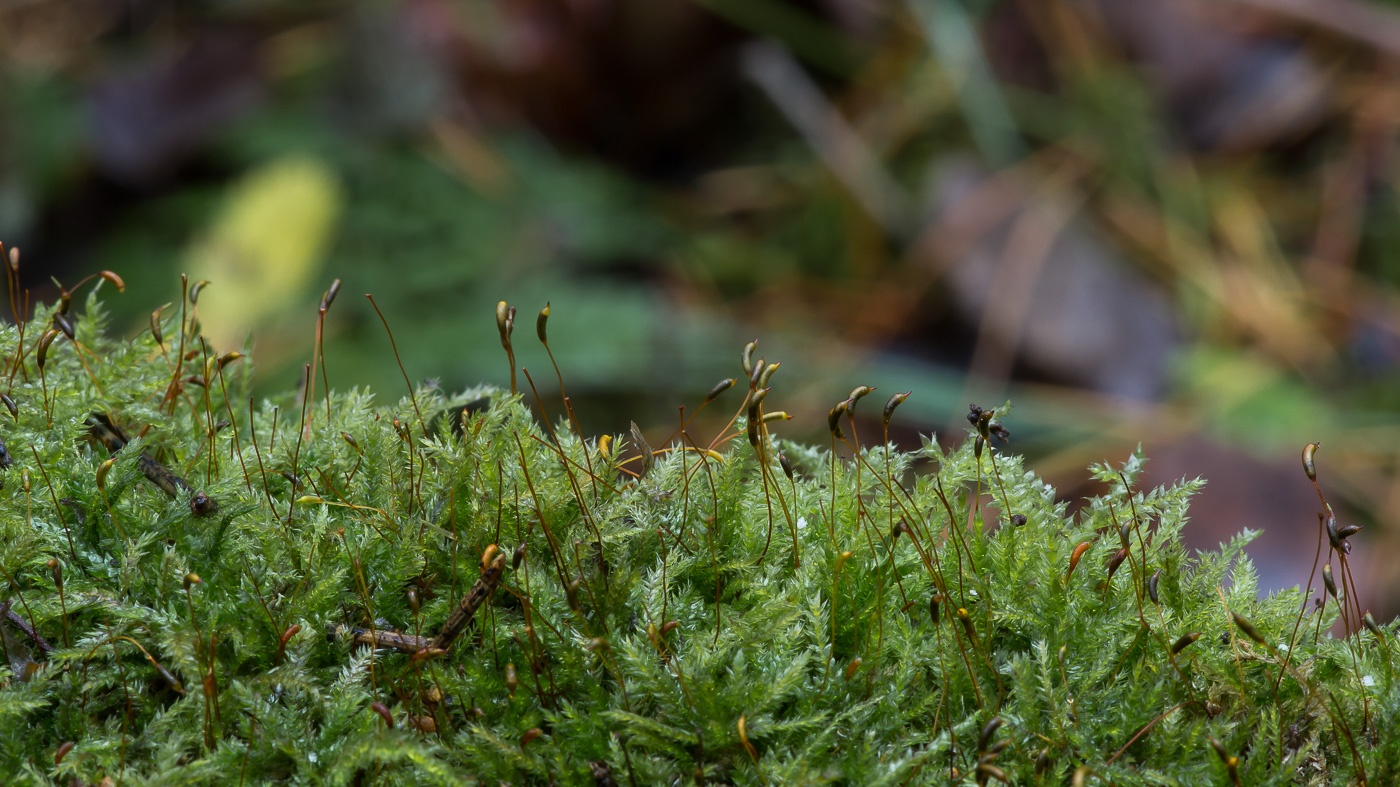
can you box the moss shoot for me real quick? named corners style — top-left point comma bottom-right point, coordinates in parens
top-left (0, 286), bottom-right (1396, 786)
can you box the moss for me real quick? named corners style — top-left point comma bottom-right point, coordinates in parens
top-left (0, 290), bottom-right (1394, 786)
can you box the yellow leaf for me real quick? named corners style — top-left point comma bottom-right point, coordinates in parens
top-left (185, 155), bottom-right (342, 351)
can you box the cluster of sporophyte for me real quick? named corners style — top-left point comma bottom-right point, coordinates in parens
top-left (0, 269), bottom-right (1397, 786)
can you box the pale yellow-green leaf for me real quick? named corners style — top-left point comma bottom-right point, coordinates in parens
top-left (184, 155), bottom-right (342, 352)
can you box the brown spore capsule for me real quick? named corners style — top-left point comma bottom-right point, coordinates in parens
top-left (320, 278), bottom-right (342, 310)
top-left (705, 378), bottom-right (736, 403)
top-left (370, 702), bottom-right (392, 727)
top-left (52, 312), bottom-right (74, 341)
top-left (536, 302), bottom-right (550, 343)
top-left (505, 663), bottom-right (518, 696)
top-left (977, 717), bottom-right (1003, 752)
top-left (1232, 612), bottom-right (1266, 645)
top-left (1170, 632), bottom-right (1201, 655)
top-left (844, 658), bottom-right (862, 681)
top-left (1067, 541), bottom-right (1092, 578)
top-left (828, 400), bottom-right (849, 438)
top-left (882, 391), bottom-right (911, 428)
top-left (36, 328), bottom-right (60, 369)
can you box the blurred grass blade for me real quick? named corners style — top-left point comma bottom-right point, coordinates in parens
top-left (742, 41), bottom-right (912, 234)
top-left (908, 0), bottom-right (1024, 167)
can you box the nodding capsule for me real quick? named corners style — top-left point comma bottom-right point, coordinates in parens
top-left (320, 278), bottom-right (342, 311)
top-left (48, 559), bottom-right (62, 592)
top-left (36, 328), bottom-right (60, 369)
top-left (748, 358), bottom-right (766, 388)
top-left (480, 544), bottom-right (500, 572)
top-left (1009, 514), bottom-right (1026, 527)
top-left (1322, 563), bottom-right (1337, 598)
top-left (54, 741), bottom-right (75, 765)
top-left (976, 717), bottom-right (1003, 752)
top-left (495, 301), bottom-right (510, 343)
top-left (565, 578), bottom-right (582, 611)
top-left (188, 280), bottom-right (211, 305)
top-left (341, 432), bottom-right (362, 454)
top-left (847, 385), bottom-right (875, 408)
top-left (1, 393), bottom-right (15, 420)
top-left (976, 764), bottom-right (1009, 784)
top-left (521, 728), bottom-right (542, 749)
top-left (184, 573), bottom-right (202, 592)
top-left (1105, 548), bottom-right (1127, 580)
top-left (96, 458), bottom-right (116, 492)
top-left (370, 702), bottom-right (392, 727)
top-left (834, 551), bottom-right (854, 575)
top-left (52, 312), bottom-right (74, 341)
top-left (974, 436), bottom-right (984, 459)
top-left (1324, 514), bottom-right (1360, 553)
top-left (1034, 749), bottom-right (1052, 775)
top-left (1364, 611), bottom-right (1385, 639)
top-left (882, 391), bottom-right (911, 428)
top-left (93, 270), bottom-right (125, 292)
top-left (704, 378), bottom-right (736, 404)
top-left (660, 620), bottom-right (680, 636)
top-left (956, 608), bottom-right (977, 642)
top-left (1170, 632), bottom-right (1201, 655)
top-left (1208, 736), bottom-right (1231, 764)
top-left (1302, 443), bottom-right (1319, 482)
top-left (536, 302), bottom-right (550, 344)
top-left (779, 453), bottom-right (794, 482)
top-left (505, 663), bottom-right (518, 696)
top-left (737, 715), bottom-right (756, 758)
top-left (280, 624), bottom-right (301, 650)
top-left (929, 594), bottom-right (942, 626)
top-left (828, 400), bottom-right (849, 438)
top-left (150, 308), bottom-right (164, 345)
top-left (844, 658), bottom-right (862, 681)
top-left (892, 520), bottom-right (911, 541)
top-left (1118, 522), bottom-right (1131, 548)
top-left (757, 362), bottom-right (780, 389)
top-left (741, 339), bottom-right (758, 377)
top-left (1232, 612), bottom-right (1266, 645)
top-left (512, 542), bottom-right (526, 571)
top-left (1335, 522), bottom-right (1363, 541)
top-left (1148, 569), bottom-right (1161, 605)
top-left (1067, 541), bottom-right (1092, 578)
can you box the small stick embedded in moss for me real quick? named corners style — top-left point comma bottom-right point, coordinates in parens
top-left (431, 549), bottom-right (508, 651)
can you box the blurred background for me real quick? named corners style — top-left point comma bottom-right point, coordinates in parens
top-left (4, 0), bottom-right (1400, 612)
